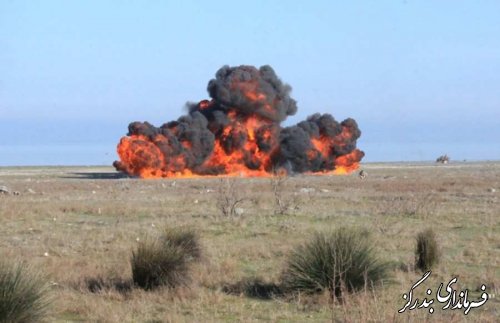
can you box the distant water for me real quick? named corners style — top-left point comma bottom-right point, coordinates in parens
top-left (0, 142), bottom-right (498, 166)
top-left (0, 144), bottom-right (116, 166)
top-left (359, 141), bottom-right (499, 163)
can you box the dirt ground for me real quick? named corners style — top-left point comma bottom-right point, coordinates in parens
top-left (0, 161), bottom-right (498, 322)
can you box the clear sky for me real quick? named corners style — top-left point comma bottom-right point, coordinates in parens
top-left (1, 0), bottom-right (499, 165)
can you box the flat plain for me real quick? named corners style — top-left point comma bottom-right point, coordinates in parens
top-left (0, 162), bottom-right (499, 322)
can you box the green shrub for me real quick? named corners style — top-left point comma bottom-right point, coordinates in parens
top-left (415, 228), bottom-right (439, 272)
top-left (282, 228), bottom-right (390, 298)
top-left (131, 227), bottom-right (201, 290)
top-left (0, 261), bottom-right (51, 323)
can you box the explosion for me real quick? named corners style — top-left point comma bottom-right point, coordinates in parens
top-left (113, 65), bottom-right (364, 178)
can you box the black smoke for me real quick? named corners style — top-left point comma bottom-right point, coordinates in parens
top-left (114, 65), bottom-right (364, 176)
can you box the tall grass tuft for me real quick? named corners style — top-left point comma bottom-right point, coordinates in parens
top-left (0, 261), bottom-right (51, 323)
top-left (282, 228), bottom-right (390, 298)
top-left (161, 227), bottom-right (202, 261)
top-left (131, 227), bottom-right (201, 290)
top-left (415, 228), bottom-right (439, 272)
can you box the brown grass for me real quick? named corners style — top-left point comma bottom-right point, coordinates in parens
top-left (0, 162), bottom-right (498, 321)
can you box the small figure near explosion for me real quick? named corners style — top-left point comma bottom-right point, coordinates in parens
top-left (114, 65), bottom-right (364, 178)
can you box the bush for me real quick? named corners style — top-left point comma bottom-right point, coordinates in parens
top-left (215, 178), bottom-right (246, 217)
top-left (415, 228), bottom-right (439, 272)
top-left (131, 227), bottom-right (201, 290)
top-left (0, 261), bottom-right (51, 323)
top-left (161, 227), bottom-right (202, 261)
top-left (282, 228), bottom-right (390, 298)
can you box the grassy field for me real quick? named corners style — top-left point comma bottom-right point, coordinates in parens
top-left (0, 162), bottom-right (499, 322)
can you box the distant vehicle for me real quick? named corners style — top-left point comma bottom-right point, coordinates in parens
top-left (436, 154), bottom-right (450, 164)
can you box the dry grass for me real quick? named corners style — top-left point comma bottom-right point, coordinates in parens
top-left (0, 162), bottom-right (499, 322)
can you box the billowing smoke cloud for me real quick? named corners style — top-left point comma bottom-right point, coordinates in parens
top-left (206, 65), bottom-right (297, 122)
top-left (114, 65), bottom-right (364, 178)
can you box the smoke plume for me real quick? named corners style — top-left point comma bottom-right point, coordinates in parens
top-left (114, 65), bottom-right (364, 178)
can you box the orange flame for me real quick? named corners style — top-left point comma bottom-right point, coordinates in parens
top-left (115, 68), bottom-right (363, 178)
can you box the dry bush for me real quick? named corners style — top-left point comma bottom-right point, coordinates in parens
top-left (0, 261), bottom-right (52, 323)
top-left (215, 178), bottom-right (247, 217)
top-left (270, 171), bottom-right (300, 215)
top-left (282, 228), bottom-right (390, 299)
top-left (415, 228), bottom-right (440, 272)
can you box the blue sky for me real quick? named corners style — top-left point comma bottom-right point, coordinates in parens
top-left (1, 1), bottom-right (499, 165)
